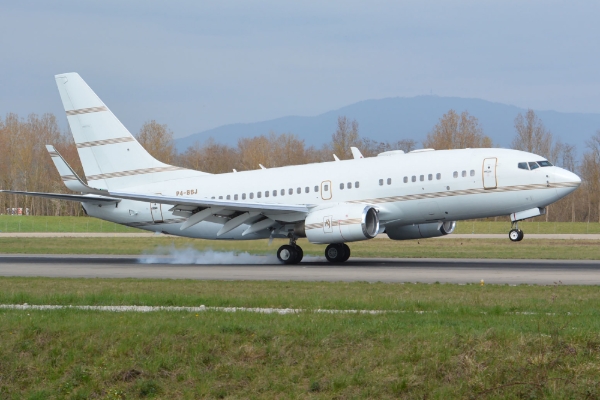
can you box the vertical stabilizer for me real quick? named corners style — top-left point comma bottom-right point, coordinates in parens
top-left (54, 73), bottom-right (206, 190)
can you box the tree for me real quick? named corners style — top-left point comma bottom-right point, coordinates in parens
top-left (423, 110), bottom-right (492, 149)
top-left (331, 116), bottom-right (360, 159)
top-left (136, 120), bottom-right (176, 164)
top-left (511, 109), bottom-right (554, 160)
top-left (580, 131), bottom-right (600, 223)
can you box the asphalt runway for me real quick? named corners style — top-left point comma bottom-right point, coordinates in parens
top-left (0, 255), bottom-right (599, 284)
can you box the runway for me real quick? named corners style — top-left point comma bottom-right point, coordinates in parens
top-left (0, 255), bottom-right (599, 284)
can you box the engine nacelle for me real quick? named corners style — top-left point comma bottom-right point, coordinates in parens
top-left (298, 204), bottom-right (380, 244)
top-left (386, 221), bottom-right (456, 240)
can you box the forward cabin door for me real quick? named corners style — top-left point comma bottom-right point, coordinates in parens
top-left (321, 180), bottom-right (332, 200)
top-left (150, 202), bottom-right (163, 223)
top-left (483, 158), bottom-right (498, 189)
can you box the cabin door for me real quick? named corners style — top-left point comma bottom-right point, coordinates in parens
top-left (321, 180), bottom-right (332, 200)
top-left (483, 158), bottom-right (498, 189)
top-left (150, 202), bottom-right (163, 223)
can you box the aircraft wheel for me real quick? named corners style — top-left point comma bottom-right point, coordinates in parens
top-left (340, 244), bottom-right (351, 262)
top-left (277, 245), bottom-right (298, 264)
top-left (325, 243), bottom-right (348, 263)
top-left (295, 246), bottom-right (304, 263)
top-left (508, 229), bottom-right (520, 242)
top-left (517, 230), bottom-right (524, 241)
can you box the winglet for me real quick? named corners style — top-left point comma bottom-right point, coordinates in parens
top-left (350, 147), bottom-right (364, 159)
top-left (46, 145), bottom-right (106, 195)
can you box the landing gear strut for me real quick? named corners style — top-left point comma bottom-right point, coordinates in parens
top-left (325, 243), bottom-right (351, 263)
top-left (509, 221), bottom-right (524, 242)
top-left (277, 236), bottom-right (303, 264)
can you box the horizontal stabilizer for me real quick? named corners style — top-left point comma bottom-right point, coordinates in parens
top-left (0, 190), bottom-right (119, 204)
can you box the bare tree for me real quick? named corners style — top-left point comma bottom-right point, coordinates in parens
top-left (136, 120), bottom-right (177, 164)
top-left (511, 109), bottom-right (555, 160)
top-left (332, 116), bottom-right (360, 159)
top-left (423, 110), bottom-right (492, 149)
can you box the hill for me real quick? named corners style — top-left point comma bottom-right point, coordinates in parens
top-left (175, 96), bottom-right (600, 154)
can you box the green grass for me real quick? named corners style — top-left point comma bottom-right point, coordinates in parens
top-left (0, 215), bottom-right (141, 233)
top-left (1, 236), bottom-right (600, 259)
top-left (0, 278), bottom-right (599, 398)
top-left (2, 215), bottom-right (600, 234)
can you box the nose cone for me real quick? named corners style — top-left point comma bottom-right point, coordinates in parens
top-left (555, 168), bottom-right (581, 188)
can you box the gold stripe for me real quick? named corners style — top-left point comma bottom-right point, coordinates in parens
top-left (66, 106), bottom-right (108, 116)
top-left (76, 136), bottom-right (136, 148)
top-left (87, 166), bottom-right (186, 181)
top-left (48, 151), bottom-right (59, 157)
top-left (61, 175), bottom-right (78, 181)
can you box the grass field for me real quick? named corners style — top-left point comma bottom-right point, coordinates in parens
top-left (1, 236), bottom-right (600, 260)
top-left (1, 278), bottom-right (599, 398)
top-left (2, 215), bottom-right (600, 234)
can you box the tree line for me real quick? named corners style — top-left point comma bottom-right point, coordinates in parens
top-left (1, 109), bottom-right (599, 222)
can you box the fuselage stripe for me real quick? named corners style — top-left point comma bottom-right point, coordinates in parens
top-left (66, 106), bottom-right (108, 116)
top-left (76, 136), bottom-right (136, 148)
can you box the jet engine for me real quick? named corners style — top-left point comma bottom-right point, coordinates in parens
top-left (386, 221), bottom-right (456, 240)
top-left (295, 204), bottom-right (379, 244)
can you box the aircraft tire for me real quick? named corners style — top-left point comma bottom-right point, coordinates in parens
top-left (340, 244), bottom-right (351, 262)
top-left (508, 229), bottom-right (520, 242)
top-left (517, 230), bottom-right (524, 241)
top-left (325, 243), bottom-right (348, 263)
top-left (277, 245), bottom-right (298, 264)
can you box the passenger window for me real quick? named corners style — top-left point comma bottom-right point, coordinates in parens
top-left (462, 171), bottom-right (466, 177)
top-left (387, 178), bottom-right (392, 185)
top-left (420, 175), bottom-right (424, 182)
top-left (436, 173), bottom-right (441, 180)
top-left (249, 193), bottom-right (254, 199)
top-left (355, 181), bottom-right (360, 188)
top-left (348, 182), bottom-right (352, 189)
top-left (257, 192), bottom-right (261, 198)
top-left (242, 193), bottom-right (246, 200)
top-left (518, 162), bottom-right (529, 170)
top-left (211, 196), bottom-right (215, 199)
top-left (273, 190), bottom-right (277, 197)
top-left (289, 188), bottom-right (293, 195)
top-left (428, 174), bottom-right (432, 181)
top-left (403, 176), bottom-right (408, 183)
top-left (412, 176), bottom-right (416, 182)
top-left (219, 196), bottom-right (223, 199)
top-left (528, 162), bottom-right (539, 170)
top-left (226, 195), bottom-right (231, 200)
top-left (305, 187), bottom-right (309, 193)
top-left (234, 194), bottom-right (238, 200)
top-left (314, 186), bottom-right (319, 192)
top-left (538, 161), bottom-right (553, 167)
top-left (470, 170), bottom-right (475, 177)
top-left (453, 171), bottom-right (458, 178)
top-left (297, 187), bottom-right (301, 194)
top-left (265, 191), bottom-right (269, 198)
top-left (340, 183), bottom-right (344, 190)
top-left (379, 179), bottom-right (384, 186)
top-left (281, 189), bottom-right (285, 196)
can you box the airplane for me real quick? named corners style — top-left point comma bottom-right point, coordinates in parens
top-left (2, 73), bottom-right (581, 264)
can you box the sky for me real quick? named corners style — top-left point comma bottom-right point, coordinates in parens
top-left (1, 0), bottom-right (599, 139)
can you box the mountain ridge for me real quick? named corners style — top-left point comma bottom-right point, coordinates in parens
top-left (175, 96), bottom-right (600, 155)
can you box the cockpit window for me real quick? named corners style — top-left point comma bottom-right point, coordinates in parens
top-left (518, 162), bottom-right (529, 170)
top-left (528, 162), bottom-right (540, 170)
top-left (537, 160), bottom-right (553, 167)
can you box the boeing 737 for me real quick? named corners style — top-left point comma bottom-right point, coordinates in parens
top-left (2, 73), bottom-right (582, 264)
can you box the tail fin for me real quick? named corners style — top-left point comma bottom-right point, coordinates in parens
top-left (54, 73), bottom-right (206, 190)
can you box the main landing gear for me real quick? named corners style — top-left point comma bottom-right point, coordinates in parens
top-left (277, 236), bottom-right (304, 264)
top-left (325, 243), bottom-right (351, 263)
top-left (508, 221), bottom-right (524, 242)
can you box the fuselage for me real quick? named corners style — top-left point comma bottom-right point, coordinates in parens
top-left (83, 148), bottom-right (581, 240)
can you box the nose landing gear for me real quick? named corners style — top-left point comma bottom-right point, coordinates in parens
top-left (277, 236), bottom-right (304, 264)
top-left (508, 221), bottom-right (524, 242)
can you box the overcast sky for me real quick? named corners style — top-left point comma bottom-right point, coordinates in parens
top-left (1, 1), bottom-right (599, 139)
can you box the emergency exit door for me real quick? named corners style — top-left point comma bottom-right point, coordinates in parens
top-left (483, 158), bottom-right (497, 189)
top-left (150, 202), bottom-right (163, 222)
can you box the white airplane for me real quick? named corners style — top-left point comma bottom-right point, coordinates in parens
top-left (2, 73), bottom-right (581, 264)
